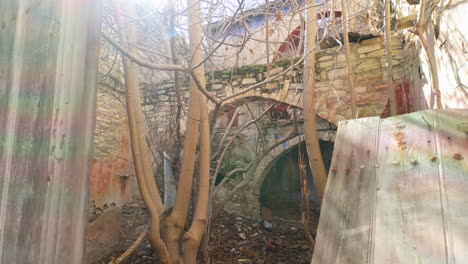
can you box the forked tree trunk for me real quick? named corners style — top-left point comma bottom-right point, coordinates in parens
top-left (161, 0), bottom-right (208, 262)
top-left (113, 1), bottom-right (169, 262)
top-left (114, 0), bottom-right (211, 262)
top-left (303, 0), bottom-right (328, 204)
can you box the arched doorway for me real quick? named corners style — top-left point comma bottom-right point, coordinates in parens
top-left (259, 140), bottom-right (334, 223)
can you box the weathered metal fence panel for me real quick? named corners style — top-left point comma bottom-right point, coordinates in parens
top-left (0, 0), bottom-right (102, 263)
top-left (312, 109), bottom-right (468, 264)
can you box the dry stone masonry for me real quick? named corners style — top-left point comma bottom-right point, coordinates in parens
top-left (144, 34), bottom-right (406, 126)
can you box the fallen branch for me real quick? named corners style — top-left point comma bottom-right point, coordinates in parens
top-left (109, 226), bottom-right (149, 264)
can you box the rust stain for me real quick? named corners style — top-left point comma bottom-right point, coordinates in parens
top-left (393, 126), bottom-right (406, 169)
top-left (89, 135), bottom-right (134, 208)
top-left (393, 131), bottom-right (406, 150)
top-left (453, 153), bottom-right (464, 160)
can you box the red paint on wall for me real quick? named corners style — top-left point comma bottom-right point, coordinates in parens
top-left (269, 103), bottom-right (292, 121)
top-left (274, 12), bottom-right (343, 61)
top-left (274, 24), bottom-right (302, 61)
top-left (381, 77), bottom-right (414, 117)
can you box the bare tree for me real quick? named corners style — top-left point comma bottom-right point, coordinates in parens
top-left (101, 0), bottom-right (393, 261)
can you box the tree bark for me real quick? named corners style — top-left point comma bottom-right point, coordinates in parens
top-left (162, 0), bottom-right (206, 261)
top-left (384, 0), bottom-right (398, 115)
top-left (340, 0), bottom-right (358, 118)
top-left (113, 1), bottom-right (169, 262)
top-left (182, 95), bottom-right (210, 263)
top-left (303, 0), bottom-right (328, 204)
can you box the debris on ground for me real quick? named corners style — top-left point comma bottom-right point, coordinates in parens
top-left (101, 210), bottom-right (318, 264)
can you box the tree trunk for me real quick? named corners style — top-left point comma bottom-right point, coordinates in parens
top-left (162, 0), bottom-right (206, 261)
top-left (384, 0), bottom-right (398, 115)
top-left (340, 0), bottom-right (358, 118)
top-left (182, 95), bottom-right (210, 263)
top-left (303, 0), bottom-right (328, 204)
top-left (113, 1), bottom-right (169, 262)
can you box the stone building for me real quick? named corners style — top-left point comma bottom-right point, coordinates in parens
top-left (85, 0), bottom-right (468, 262)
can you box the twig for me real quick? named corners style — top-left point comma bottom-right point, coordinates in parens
top-left (102, 33), bottom-right (187, 72)
top-left (298, 147), bottom-right (316, 249)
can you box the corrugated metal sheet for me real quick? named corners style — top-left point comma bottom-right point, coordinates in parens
top-left (0, 0), bottom-right (102, 263)
top-left (312, 109), bottom-right (468, 264)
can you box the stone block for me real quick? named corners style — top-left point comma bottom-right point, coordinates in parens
top-left (335, 54), bottom-right (347, 62)
top-left (392, 48), bottom-right (403, 56)
top-left (212, 84), bottom-right (223, 90)
top-left (85, 208), bottom-right (121, 264)
top-left (319, 72), bottom-right (328, 80)
top-left (356, 59), bottom-right (380, 72)
top-left (357, 43), bottom-right (382, 54)
top-left (367, 49), bottom-right (385, 58)
top-left (269, 67), bottom-right (283, 75)
top-left (319, 60), bottom-right (336, 69)
top-left (391, 37), bottom-right (403, 48)
top-left (360, 37), bottom-right (382, 45)
top-left (355, 86), bottom-right (367, 93)
top-left (242, 78), bottom-right (257, 85)
top-left (327, 68), bottom-right (347, 79)
top-left (380, 58), bottom-right (401, 68)
top-left (156, 88), bottom-right (167, 95)
top-left (318, 55), bottom-right (333, 62)
top-left (158, 95), bottom-right (169, 101)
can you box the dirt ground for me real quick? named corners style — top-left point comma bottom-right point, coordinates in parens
top-left (208, 210), bottom-right (318, 264)
top-left (104, 210), bottom-right (318, 264)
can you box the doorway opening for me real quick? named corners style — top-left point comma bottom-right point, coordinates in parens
top-left (259, 140), bottom-right (334, 223)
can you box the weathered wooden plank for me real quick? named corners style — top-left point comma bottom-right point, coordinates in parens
top-left (372, 110), bottom-right (447, 263)
top-left (433, 109), bottom-right (468, 263)
top-left (0, 0), bottom-right (102, 263)
top-left (312, 117), bottom-right (380, 264)
top-left (312, 109), bottom-right (468, 264)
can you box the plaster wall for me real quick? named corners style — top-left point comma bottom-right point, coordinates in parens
top-left (397, 0), bottom-right (468, 109)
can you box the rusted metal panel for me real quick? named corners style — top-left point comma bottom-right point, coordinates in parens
top-left (312, 109), bottom-right (468, 264)
top-left (0, 0), bottom-right (102, 263)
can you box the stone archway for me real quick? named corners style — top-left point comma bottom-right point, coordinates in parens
top-left (224, 123), bottom-right (336, 220)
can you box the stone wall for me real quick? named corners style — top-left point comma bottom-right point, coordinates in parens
top-left (145, 34), bottom-right (406, 127)
top-left (138, 35), bottom-right (407, 221)
top-left (90, 86), bottom-right (136, 210)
